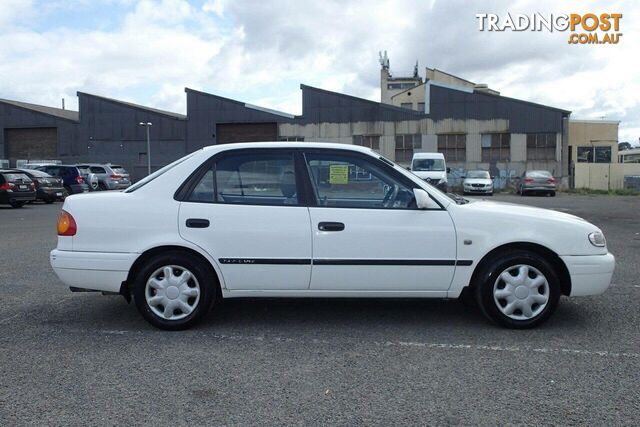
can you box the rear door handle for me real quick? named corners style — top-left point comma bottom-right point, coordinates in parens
top-left (186, 218), bottom-right (210, 228)
top-left (318, 222), bottom-right (345, 232)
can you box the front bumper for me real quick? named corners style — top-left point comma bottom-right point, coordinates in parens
top-left (561, 253), bottom-right (615, 296)
top-left (464, 187), bottom-right (493, 194)
top-left (50, 249), bottom-right (138, 293)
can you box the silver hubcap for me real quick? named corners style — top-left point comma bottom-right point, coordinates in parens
top-left (493, 264), bottom-right (550, 321)
top-left (145, 265), bottom-right (200, 321)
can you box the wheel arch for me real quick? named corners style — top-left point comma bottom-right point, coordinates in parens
top-left (123, 245), bottom-right (223, 297)
top-left (468, 242), bottom-right (571, 296)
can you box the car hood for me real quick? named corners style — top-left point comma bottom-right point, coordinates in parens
top-left (462, 199), bottom-right (588, 224)
top-left (464, 178), bottom-right (492, 185)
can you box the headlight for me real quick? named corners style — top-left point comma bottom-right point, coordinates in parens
top-left (588, 231), bottom-right (606, 247)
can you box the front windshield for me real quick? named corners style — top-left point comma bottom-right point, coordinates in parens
top-left (412, 158), bottom-right (445, 171)
top-left (467, 170), bottom-right (490, 179)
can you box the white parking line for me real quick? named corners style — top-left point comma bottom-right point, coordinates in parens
top-left (191, 332), bottom-right (640, 360)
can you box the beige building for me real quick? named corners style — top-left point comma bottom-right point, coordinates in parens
top-left (569, 120), bottom-right (640, 190)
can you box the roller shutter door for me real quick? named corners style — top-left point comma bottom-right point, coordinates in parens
top-left (5, 127), bottom-right (57, 161)
top-left (216, 123), bottom-right (277, 144)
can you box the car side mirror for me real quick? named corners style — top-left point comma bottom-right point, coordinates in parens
top-left (414, 188), bottom-right (440, 210)
top-left (406, 166), bottom-right (411, 171)
top-left (446, 167), bottom-right (451, 173)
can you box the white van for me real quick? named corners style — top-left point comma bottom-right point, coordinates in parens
top-left (410, 152), bottom-right (449, 192)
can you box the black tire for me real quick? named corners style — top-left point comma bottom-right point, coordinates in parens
top-left (133, 251), bottom-right (218, 330)
top-left (99, 182), bottom-right (107, 191)
top-left (45, 198), bottom-right (54, 204)
top-left (550, 191), bottom-right (556, 197)
top-left (10, 201), bottom-right (24, 208)
top-left (475, 250), bottom-right (560, 329)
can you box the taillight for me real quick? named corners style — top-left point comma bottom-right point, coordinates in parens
top-left (524, 178), bottom-right (534, 183)
top-left (57, 210), bottom-right (77, 236)
top-left (547, 178), bottom-right (557, 184)
top-left (110, 174), bottom-right (122, 179)
top-left (76, 175), bottom-right (84, 184)
top-left (0, 182), bottom-right (11, 191)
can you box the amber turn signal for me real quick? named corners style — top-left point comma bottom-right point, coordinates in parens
top-left (57, 210), bottom-right (77, 236)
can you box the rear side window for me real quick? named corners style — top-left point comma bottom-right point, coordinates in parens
top-left (187, 152), bottom-right (298, 206)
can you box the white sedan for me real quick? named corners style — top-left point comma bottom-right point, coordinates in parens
top-left (50, 142), bottom-right (615, 330)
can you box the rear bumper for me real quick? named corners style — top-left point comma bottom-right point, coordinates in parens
top-left (68, 184), bottom-right (89, 194)
top-left (0, 191), bottom-right (36, 203)
top-left (522, 185), bottom-right (556, 191)
top-left (37, 188), bottom-right (64, 200)
top-left (562, 253), bottom-right (615, 296)
top-left (50, 249), bottom-right (138, 293)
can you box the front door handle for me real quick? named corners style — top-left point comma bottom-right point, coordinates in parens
top-left (186, 218), bottom-right (210, 228)
top-left (318, 222), bottom-right (345, 232)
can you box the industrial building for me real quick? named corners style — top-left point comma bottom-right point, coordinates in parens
top-left (1, 55), bottom-right (577, 186)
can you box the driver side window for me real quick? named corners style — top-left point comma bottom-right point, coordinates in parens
top-left (305, 153), bottom-right (415, 209)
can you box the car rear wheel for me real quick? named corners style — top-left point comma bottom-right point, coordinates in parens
top-left (133, 251), bottom-right (217, 330)
top-left (550, 191), bottom-right (556, 197)
top-left (475, 250), bottom-right (560, 328)
top-left (9, 201), bottom-right (24, 208)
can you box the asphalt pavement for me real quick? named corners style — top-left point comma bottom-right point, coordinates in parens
top-left (1, 193), bottom-right (639, 425)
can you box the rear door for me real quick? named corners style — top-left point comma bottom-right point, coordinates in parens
top-left (178, 149), bottom-right (313, 290)
top-left (302, 150), bottom-right (457, 292)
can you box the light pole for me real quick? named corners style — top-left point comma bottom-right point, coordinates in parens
top-left (139, 122), bottom-right (152, 175)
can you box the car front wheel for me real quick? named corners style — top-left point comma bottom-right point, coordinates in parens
top-left (133, 251), bottom-right (217, 330)
top-left (475, 251), bottom-right (560, 328)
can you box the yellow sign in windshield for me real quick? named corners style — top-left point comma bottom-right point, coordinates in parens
top-left (329, 165), bottom-right (349, 184)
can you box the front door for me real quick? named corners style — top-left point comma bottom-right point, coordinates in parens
top-left (303, 150), bottom-right (457, 292)
top-left (178, 149), bottom-right (312, 290)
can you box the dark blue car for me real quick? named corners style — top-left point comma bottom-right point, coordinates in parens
top-left (36, 165), bottom-right (89, 195)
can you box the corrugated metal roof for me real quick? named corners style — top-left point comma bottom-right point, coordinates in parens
top-left (77, 92), bottom-right (187, 119)
top-left (0, 98), bottom-right (79, 121)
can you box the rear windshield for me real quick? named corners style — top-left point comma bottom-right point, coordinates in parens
top-left (20, 169), bottom-right (50, 177)
top-left (126, 151), bottom-right (200, 193)
top-left (527, 170), bottom-right (552, 178)
top-left (111, 167), bottom-right (128, 174)
top-left (2, 173), bottom-right (31, 182)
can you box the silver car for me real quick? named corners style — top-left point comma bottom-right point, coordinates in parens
top-left (75, 166), bottom-right (100, 191)
top-left (77, 163), bottom-right (131, 190)
top-left (462, 170), bottom-right (494, 195)
top-left (517, 170), bottom-right (557, 197)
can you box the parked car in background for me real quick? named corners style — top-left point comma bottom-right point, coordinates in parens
top-left (410, 152), bottom-right (448, 192)
top-left (20, 162), bottom-right (59, 170)
top-left (0, 170), bottom-right (36, 207)
top-left (517, 170), bottom-right (557, 197)
top-left (36, 165), bottom-right (89, 195)
top-left (462, 170), bottom-right (494, 196)
top-left (75, 166), bottom-right (99, 191)
top-left (14, 168), bottom-right (64, 203)
top-left (76, 163), bottom-right (131, 190)
top-left (50, 142), bottom-right (614, 331)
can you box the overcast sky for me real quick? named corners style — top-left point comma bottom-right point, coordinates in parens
top-left (0, 0), bottom-right (637, 142)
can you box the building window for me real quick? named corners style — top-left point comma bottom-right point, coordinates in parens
top-left (577, 146), bottom-right (612, 163)
top-left (417, 102), bottom-right (425, 112)
top-left (279, 136), bottom-right (304, 141)
top-left (481, 133), bottom-right (510, 162)
top-left (387, 83), bottom-right (417, 90)
top-left (527, 133), bottom-right (556, 160)
top-left (353, 135), bottom-right (380, 151)
top-left (400, 103), bottom-right (413, 110)
top-left (395, 134), bottom-right (421, 163)
top-left (437, 134), bottom-right (466, 162)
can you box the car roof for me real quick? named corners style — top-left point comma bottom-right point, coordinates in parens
top-left (200, 141), bottom-right (377, 155)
